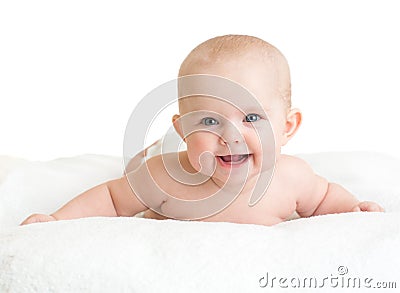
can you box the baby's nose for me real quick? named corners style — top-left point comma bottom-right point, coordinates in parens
top-left (218, 125), bottom-right (244, 145)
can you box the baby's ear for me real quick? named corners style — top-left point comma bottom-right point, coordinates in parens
top-left (172, 114), bottom-right (185, 140)
top-left (282, 108), bottom-right (302, 145)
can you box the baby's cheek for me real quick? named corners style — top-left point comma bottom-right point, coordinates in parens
top-left (186, 139), bottom-right (203, 170)
top-left (187, 150), bottom-right (201, 172)
top-left (249, 133), bottom-right (275, 171)
top-left (187, 139), bottom-right (216, 175)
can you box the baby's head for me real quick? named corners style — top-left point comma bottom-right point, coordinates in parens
top-left (173, 35), bottom-right (301, 184)
top-left (179, 34), bottom-right (292, 108)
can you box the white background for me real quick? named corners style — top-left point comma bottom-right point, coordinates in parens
top-left (1, 0), bottom-right (399, 160)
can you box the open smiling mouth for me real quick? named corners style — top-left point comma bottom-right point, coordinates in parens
top-left (217, 154), bottom-right (251, 166)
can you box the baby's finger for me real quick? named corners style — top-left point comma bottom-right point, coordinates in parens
top-left (358, 201), bottom-right (382, 212)
top-left (20, 214), bottom-right (56, 225)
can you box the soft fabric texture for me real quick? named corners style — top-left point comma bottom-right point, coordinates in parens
top-left (0, 154), bottom-right (122, 230)
top-left (0, 152), bottom-right (399, 292)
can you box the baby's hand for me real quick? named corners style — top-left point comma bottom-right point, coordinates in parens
top-left (20, 214), bottom-right (57, 225)
top-left (352, 201), bottom-right (385, 212)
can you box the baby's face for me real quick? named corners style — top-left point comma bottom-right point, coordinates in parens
top-left (176, 56), bottom-right (290, 185)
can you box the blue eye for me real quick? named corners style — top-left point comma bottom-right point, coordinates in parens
top-left (244, 113), bottom-right (261, 122)
top-left (201, 117), bottom-right (219, 126)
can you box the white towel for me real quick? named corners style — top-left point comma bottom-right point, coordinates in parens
top-left (1, 151), bottom-right (399, 292)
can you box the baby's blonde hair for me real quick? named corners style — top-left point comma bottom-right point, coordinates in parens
top-left (179, 34), bottom-right (292, 108)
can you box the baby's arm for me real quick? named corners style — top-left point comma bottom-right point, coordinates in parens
top-left (308, 183), bottom-right (384, 215)
top-left (20, 144), bottom-right (161, 225)
top-left (21, 176), bottom-right (148, 225)
top-left (291, 157), bottom-right (384, 217)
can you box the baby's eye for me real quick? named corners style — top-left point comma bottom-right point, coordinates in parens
top-left (244, 113), bottom-right (261, 122)
top-left (201, 117), bottom-right (219, 126)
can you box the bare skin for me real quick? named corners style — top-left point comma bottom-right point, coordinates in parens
top-left (21, 35), bottom-right (384, 226)
top-left (21, 151), bottom-right (383, 226)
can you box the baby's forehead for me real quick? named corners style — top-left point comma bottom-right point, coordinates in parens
top-left (178, 95), bottom-right (271, 116)
top-left (176, 72), bottom-right (283, 115)
top-left (178, 35), bottom-right (292, 108)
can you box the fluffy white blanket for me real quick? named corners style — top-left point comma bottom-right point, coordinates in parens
top-left (0, 152), bottom-right (399, 292)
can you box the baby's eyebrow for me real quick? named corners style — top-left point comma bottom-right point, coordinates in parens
top-left (239, 107), bottom-right (270, 114)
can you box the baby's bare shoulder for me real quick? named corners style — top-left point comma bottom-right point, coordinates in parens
top-left (144, 151), bottom-right (209, 200)
top-left (277, 154), bottom-right (313, 174)
top-left (275, 154), bottom-right (317, 187)
top-left (144, 151), bottom-right (193, 184)
top-left (143, 153), bottom-right (170, 179)
top-left (276, 154), bottom-right (328, 201)
top-left (145, 151), bottom-right (190, 172)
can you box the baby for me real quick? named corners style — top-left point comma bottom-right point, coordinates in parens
top-left (21, 34), bottom-right (383, 226)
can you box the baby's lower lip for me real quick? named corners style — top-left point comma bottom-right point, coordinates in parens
top-left (216, 154), bottom-right (251, 168)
